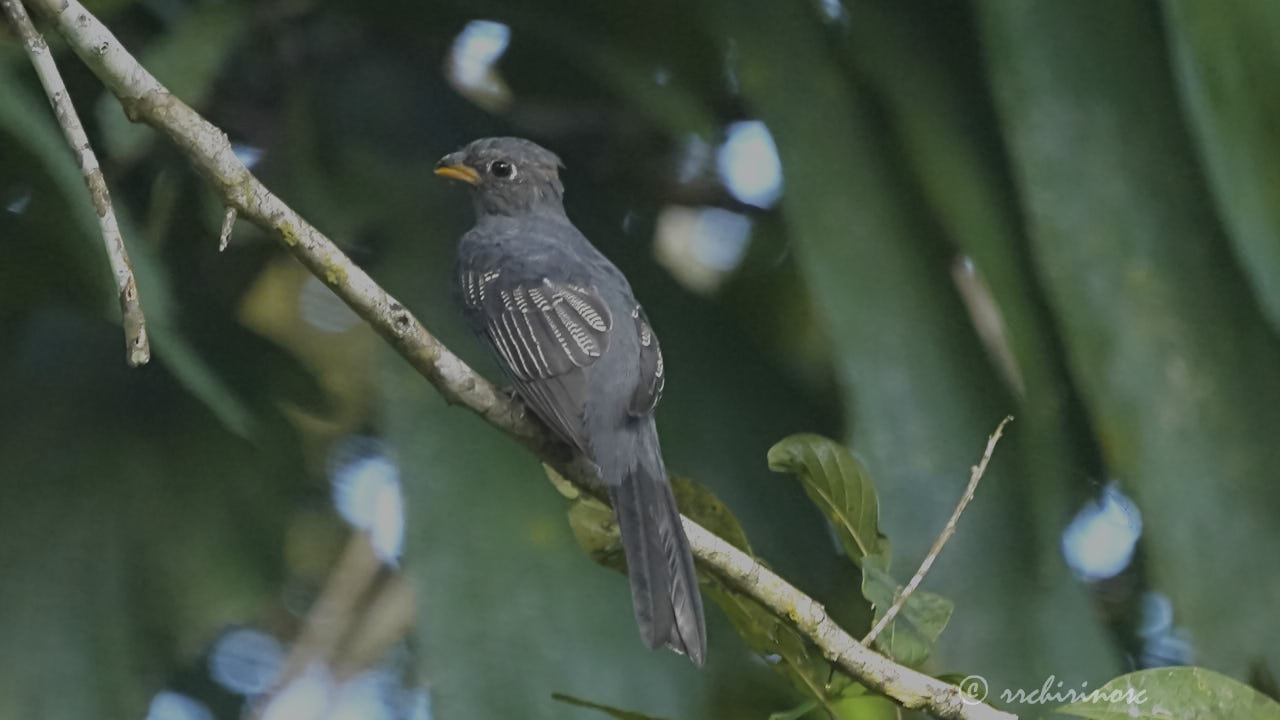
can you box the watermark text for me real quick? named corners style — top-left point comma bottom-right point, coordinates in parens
top-left (959, 674), bottom-right (1148, 707)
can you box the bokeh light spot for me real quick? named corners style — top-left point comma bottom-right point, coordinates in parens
top-left (209, 627), bottom-right (285, 697)
top-left (261, 664), bottom-right (333, 720)
top-left (233, 143), bottom-right (263, 170)
top-left (145, 691), bottom-right (214, 720)
top-left (5, 190), bottom-right (31, 215)
top-left (446, 20), bottom-right (512, 111)
top-left (1060, 483), bottom-right (1142, 581)
top-left (329, 436), bottom-right (405, 564)
top-left (654, 205), bottom-right (752, 294)
top-left (717, 120), bottom-right (783, 208)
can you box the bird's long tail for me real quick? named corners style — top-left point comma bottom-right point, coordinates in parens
top-left (609, 448), bottom-right (707, 665)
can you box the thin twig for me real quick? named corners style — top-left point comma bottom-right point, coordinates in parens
top-left (252, 534), bottom-right (406, 719)
top-left (28, 2), bottom-right (1016, 717)
top-left (272, 532), bottom-right (382, 693)
top-left (332, 573), bottom-right (415, 679)
top-left (3, 0), bottom-right (149, 366)
top-left (862, 415), bottom-right (1013, 646)
top-left (218, 206), bottom-right (237, 251)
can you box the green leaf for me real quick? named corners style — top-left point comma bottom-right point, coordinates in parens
top-left (0, 60), bottom-right (114, 299)
top-left (565, 496), bottom-right (626, 574)
top-left (979, 0), bottom-right (1280, 677)
top-left (1249, 662), bottom-right (1280, 705)
top-left (1165, 1), bottom-right (1280, 333)
top-left (765, 685), bottom-right (887, 720)
top-left (563, 475), bottom-right (751, 577)
top-left (767, 434), bottom-right (888, 566)
top-left (0, 327), bottom-right (302, 719)
top-left (703, 581), bottom-right (851, 712)
top-left (543, 464), bottom-right (581, 500)
top-left (551, 692), bottom-right (672, 720)
top-left (844, 0), bottom-right (1119, 682)
top-left (859, 554), bottom-right (953, 668)
top-left (828, 693), bottom-right (901, 720)
top-left (463, 3), bottom-right (718, 139)
top-left (768, 699), bottom-right (818, 720)
top-left (0, 61), bottom-right (257, 439)
top-left (95, 3), bottom-right (248, 163)
top-left (560, 473), bottom-right (852, 706)
top-left (674, 477), bottom-right (855, 708)
top-left (148, 331), bottom-right (257, 438)
top-left (1056, 667), bottom-right (1280, 720)
top-left (671, 475), bottom-right (751, 555)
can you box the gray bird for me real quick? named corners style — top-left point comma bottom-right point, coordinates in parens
top-left (435, 137), bottom-right (706, 665)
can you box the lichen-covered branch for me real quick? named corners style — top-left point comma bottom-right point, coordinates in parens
top-left (688, 517), bottom-right (1015, 719)
top-left (27, 0), bottom-right (549, 457)
top-left (26, 1), bottom-right (1015, 717)
top-left (3, 0), bottom-right (149, 365)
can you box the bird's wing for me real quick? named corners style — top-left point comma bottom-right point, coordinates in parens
top-left (627, 304), bottom-right (665, 417)
top-left (458, 264), bottom-right (611, 454)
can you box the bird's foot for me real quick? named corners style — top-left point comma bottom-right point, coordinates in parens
top-left (497, 385), bottom-right (529, 421)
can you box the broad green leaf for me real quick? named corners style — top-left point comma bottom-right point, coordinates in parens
top-left (979, 0), bottom-right (1280, 677)
top-left (0, 61), bottom-right (257, 438)
top-left (95, 3), bottom-right (247, 163)
top-left (563, 474), bottom-right (750, 577)
top-left (0, 60), bottom-right (115, 299)
top-left (543, 464), bottom-right (582, 500)
top-left (566, 496), bottom-right (627, 574)
top-left (147, 331), bottom-right (257, 438)
top-left (859, 554), bottom-right (953, 668)
top-left (703, 581), bottom-right (852, 713)
top-left (768, 699), bottom-right (818, 720)
top-left (563, 474), bottom-right (847, 704)
top-left (829, 693), bottom-right (901, 720)
top-left (462, 2), bottom-right (718, 138)
top-left (80, 0), bottom-right (141, 15)
top-left (768, 686), bottom-right (889, 720)
top-left (551, 692), bottom-right (672, 720)
top-left (565, 468), bottom-right (855, 702)
top-left (671, 474), bottom-right (752, 556)
top-left (121, 205), bottom-right (258, 438)
top-left (560, 474), bottom-right (849, 709)
top-left (0, 324), bottom-right (302, 719)
top-left (767, 434), bottom-right (888, 566)
top-left (1249, 663), bottom-right (1279, 705)
top-left (1165, 1), bottom-right (1280, 333)
top-left (846, 0), bottom-right (1116, 681)
top-left (589, 475), bottom-right (854, 710)
top-left (1057, 667), bottom-right (1280, 720)
top-left (704, 0), bottom-right (1092, 695)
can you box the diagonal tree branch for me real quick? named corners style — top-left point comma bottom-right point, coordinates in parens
top-left (24, 1), bottom-right (1016, 717)
top-left (3, 0), bottom-right (149, 366)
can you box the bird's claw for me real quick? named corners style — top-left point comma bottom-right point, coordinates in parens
top-left (498, 384), bottom-right (528, 419)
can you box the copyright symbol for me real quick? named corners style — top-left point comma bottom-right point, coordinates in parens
top-left (959, 675), bottom-right (988, 705)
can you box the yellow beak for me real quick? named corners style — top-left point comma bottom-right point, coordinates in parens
top-left (434, 163), bottom-right (481, 185)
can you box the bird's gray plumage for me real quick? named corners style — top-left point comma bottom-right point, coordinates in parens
top-left (437, 137), bottom-right (706, 664)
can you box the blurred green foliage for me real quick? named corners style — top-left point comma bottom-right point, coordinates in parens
top-left (2, 0), bottom-right (1279, 718)
top-left (767, 434), bottom-right (952, 668)
top-left (1057, 667), bottom-right (1280, 720)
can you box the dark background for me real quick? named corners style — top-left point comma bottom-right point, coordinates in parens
top-left (2, 0), bottom-right (1278, 718)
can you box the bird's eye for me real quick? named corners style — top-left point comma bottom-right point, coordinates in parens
top-left (489, 160), bottom-right (516, 179)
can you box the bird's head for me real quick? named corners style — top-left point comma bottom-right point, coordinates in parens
top-left (434, 137), bottom-right (565, 217)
